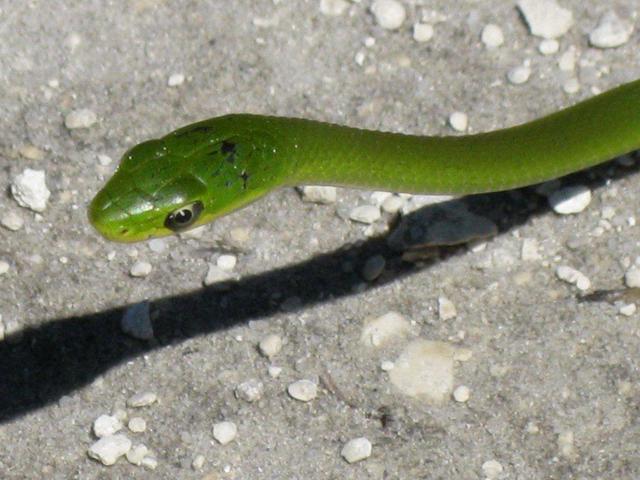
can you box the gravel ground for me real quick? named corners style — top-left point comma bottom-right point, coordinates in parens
top-left (1, 1), bottom-right (639, 478)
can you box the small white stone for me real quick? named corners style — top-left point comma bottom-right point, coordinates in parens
top-left (558, 47), bottom-right (577, 71)
top-left (1, 211), bottom-right (24, 231)
top-left (448, 111), bottom-right (468, 132)
top-left (413, 23), bottom-right (434, 42)
top-left (538, 38), bottom-right (559, 55)
top-left (97, 154), bottom-right (113, 166)
top-left (517, 0), bottom-right (574, 39)
top-left (141, 455), bottom-right (158, 470)
top-left (481, 24), bottom-right (504, 48)
top-left (507, 65), bottom-right (531, 85)
top-left (235, 379), bottom-right (264, 402)
top-left (362, 254), bottom-right (386, 281)
top-left (453, 385), bottom-right (470, 402)
top-left (556, 265), bottom-right (591, 291)
top-left (121, 301), bottom-right (154, 340)
top-left (148, 238), bottom-right (166, 253)
top-left (300, 186), bottom-right (337, 204)
top-left (0, 261), bottom-right (8, 275)
top-left (65, 108), bottom-right (97, 129)
top-left (482, 459), bottom-right (504, 479)
top-left (127, 391), bottom-right (158, 408)
top-left (213, 421), bottom-right (237, 445)
top-left (268, 365), bottom-right (283, 377)
top-left (563, 78), bottom-right (580, 94)
top-left (11, 169), bottom-right (51, 212)
top-left (167, 73), bottom-right (185, 87)
top-left (341, 437), bottom-right (372, 463)
top-left (624, 266), bottom-right (640, 288)
top-left (558, 430), bottom-right (575, 458)
top-left (389, 340), bottom-right (455, 404)
top-left (93, 414), bottom-right (123, 438)
top-left (361, 311), bottom-right (410, 347)
top-left (203, 264), bottom-right (235, 286)
top-left (619, 303), bottom-right (636, 316)
top-left (128, 417), bottom-right (147, 433)
top-left (88, 434), bottom-right (132, 466)
top-left (320, 0), bottom-right (349, 16)
top-left (287, 379), bottom-right (318, 402)
top-left (125, 444), bottom-right (149, 465)
top-left (349, 205), bottom-right (381, 224)
top-left (438, 297), bottom-right (457, 320)
top-left (381, 195), bottom-right (404, 213)
top-left (217, 254), bottom-right (237, 271)
top-left (130, 260), bottom-right (152, 277)
top-left (258, 334), bottom-right (283, 358)
top-left (192, 454), bottom-right (206, 470)
top-left (19, 145), bottom-right (45, 160)
top-left (521, 238), bottom-right (542, 261)
top-left (381, 360), bottom-right (395, 371)
top-left (371, 0), bottom-right (406, 30)
top-left (548, 185), bottom-right (591, 214)
top-left (589, 11), bottom-right (634, 49)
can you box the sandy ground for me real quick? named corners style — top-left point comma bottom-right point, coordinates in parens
top-left (0, 1), bottom-right (639, 478)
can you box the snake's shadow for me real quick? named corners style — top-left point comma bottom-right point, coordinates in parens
top-left (0, 159), bottom-right (636, 422)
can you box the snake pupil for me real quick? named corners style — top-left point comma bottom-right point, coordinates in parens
top-left (165, 201), bottom-right (203, 232)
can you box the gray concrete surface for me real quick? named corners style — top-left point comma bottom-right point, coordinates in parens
top-left (0, 1), bottom-right (639, 478)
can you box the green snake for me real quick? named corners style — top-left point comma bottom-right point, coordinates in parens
top-left (89, 79), bottom-right (640, 242)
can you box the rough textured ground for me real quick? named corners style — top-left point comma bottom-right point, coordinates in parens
top-left (0, 1), bottom-right (639, 478)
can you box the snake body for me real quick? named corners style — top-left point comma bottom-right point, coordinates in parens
top-left (90, 79), bottom-right (640, 242)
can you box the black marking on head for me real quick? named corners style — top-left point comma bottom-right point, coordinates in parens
top-left (221, 141), bottom-right (236, 154)
top-left (240, 170), bottom-right (250, 190)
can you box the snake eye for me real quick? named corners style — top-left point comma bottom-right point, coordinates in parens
top-left (164, 201), bottom-right (203, 231)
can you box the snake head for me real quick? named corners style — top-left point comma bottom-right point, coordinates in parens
top-left (89, 116), bottom-right (281, 242)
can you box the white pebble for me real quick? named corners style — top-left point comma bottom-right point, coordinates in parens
top-left (453, 385), bottom-right (471, 402)
top-left (538, 38), bottom-right (559, 55)
top-left (349, 205), bottom-right (381, 224)
top-left (438, 297), bottom-right (457, 320)
top-left (517, 0), bottom-right (574, 39)
top-left (167, 73), bottom-right (185, 87)
top-left (379, 195), bottom-right (402, 213)
top-left (97, 154), bottom-right (113, 166)
top-left (389, 340), bottom-right (455, 404)
top-left (127, 391), bottom-right (158, 408)
top-left (213, 421), bottom-right (237, 445)
top-left (448, 111), bottom-right (468, 132)
top-left (413, 23), bottom-right (434, 42)
top-left (370, 0), bottom-right (406, 30)
top-left (141, 455), bottom-right (158, 470)
top-left (192, 454), bottom-right (205, 470)
top-left (521, 238), bottom-right (542, 261)
top-left (381, 360), bottom-right (395, 371)
top-left (619, 303), bottom-right (636, 316)
top-left (301, 185), bottom-right (337, 204)
top-left (11, 169), bottom-right (51, 212)
top-left (558, 47), bottom-right (577, 71)
top-left (556, 265), bottom-right (591, 291)
top-left (482, 459), bottom-right (504, 479)
top-left (217, 254), bottom-right (237, 271)
top-left (589, 11), bottom-right (634, 49)
top-left (563, 78), bottom-right (580, 94)
top-left (558, 430), bottom-right (575, 458)
top-left (287, 379), bottom-right (318, 402)
top-left (235, 379), bottom-right (264, 402)
top-left (0, 261), bottom-right (9, 275)
top-left (65, 108), bottom-right (97, 129)
top-left (93, 414), bottom-right (123, 438)
top-left (341, 437), bottom-right (372, 463)
top-left (121, 301), bottom-right (154, 340)
top-left (125, 443), bottom-right (149, 465)
top-left (129, 260), bottom-right (152, 277)
top-left (203, 264), bottom-right (235, 286)
top-left (128, 417), bottom-right (147, 433)
top-left (268, 365), bottom-right (283, 377)
top-left (1, 211), bottom-right (24, 231)
top-left (548, 185), bottom-right (591, 214)
top-left (507, 65), bottom-right (531, 85)
top-left (362, 254), bottom-right (385, 281)
top-left (88, 434), bottom-right (132, 466)
top-left (320, 0), bottom-right (349, 16)
top-left (148, 238), bottom-right (166, 253)
top-left (361, 311), bottom-right (410, 347)
top-left (481, 24), bottom-right (504, 48)
top-left (624, 266), bottom-right (640, 288)
top-left (258, 334), bottom-right (283, 358)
